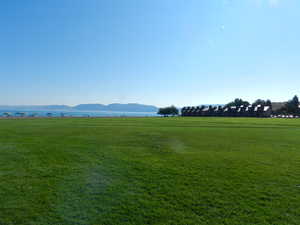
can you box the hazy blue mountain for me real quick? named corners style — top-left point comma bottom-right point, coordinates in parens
top-left (38, 105), bottom-right (72, 110)
top-left (0, 103), bottom-right (158, 112)
top-left (73, 104), bottom-right (106, 111)
top-left (106, 103), bottom-right (158, 112)
top-left (73, 103), bottom-right (158, 112)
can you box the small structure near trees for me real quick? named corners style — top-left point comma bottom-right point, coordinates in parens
top-left (3, 112), bottom-right (12, 117)
top-left (46, 113), bottom-right (53, 117)
top-left (15, 112), bottom-right (26, 117)
top-left (29, 113), bottom-right (38, 117)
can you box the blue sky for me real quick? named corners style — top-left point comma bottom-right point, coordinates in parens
top-left (1, 0), bottom-right (299, 107)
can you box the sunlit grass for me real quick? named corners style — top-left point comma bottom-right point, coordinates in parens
top-left (0, 117), bottom-right (300, 225)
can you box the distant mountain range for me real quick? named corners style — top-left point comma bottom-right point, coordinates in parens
top-left (0, 103), bottom-right (158, 112)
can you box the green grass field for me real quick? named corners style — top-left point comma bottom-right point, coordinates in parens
top-left (0, 117), bottom-right (300, 225)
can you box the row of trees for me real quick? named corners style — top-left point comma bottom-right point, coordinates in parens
top-left (225, 98), bottom-right (272, 108)
top-left (157, 95), bottom-right (300, 117)
top-left (225, 96), bottom-right (300, 115)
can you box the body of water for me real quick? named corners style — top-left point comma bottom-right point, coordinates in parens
top-left (0, 110), bottom-right (158, 118)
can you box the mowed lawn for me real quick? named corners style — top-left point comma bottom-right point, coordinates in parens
top-left (0, 118), bottom-right (300, 225)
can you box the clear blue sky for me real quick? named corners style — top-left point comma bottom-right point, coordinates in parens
top-left (1, 0), bottom-right (299, 107)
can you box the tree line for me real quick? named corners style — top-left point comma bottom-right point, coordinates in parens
top-left (157, 95), bottom-right (300, 117)
top-left (225, 95), bottom-right (300, 115)
top-left (225, 98), bottom-right (272, 108)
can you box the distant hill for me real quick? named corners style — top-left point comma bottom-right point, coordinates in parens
top-left (73, 103), bottom-right (158, 112)
top-left (73, 104), bottom-right (106, 111)
top-left (0, 103), bottom-right (158, 112)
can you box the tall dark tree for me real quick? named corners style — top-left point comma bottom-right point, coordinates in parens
top-left (285, 95), bottom-right (299, 114)
top-left (292, 95), bottom-right (299, 106)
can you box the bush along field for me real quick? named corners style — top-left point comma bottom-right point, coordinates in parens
top-left (0, 117), bottom-right (300, 225)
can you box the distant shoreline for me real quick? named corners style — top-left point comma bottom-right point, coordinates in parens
top-left (0, 110), bottom-right (158, 118)
top-left (0, 116), bottom-right (159, 120)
